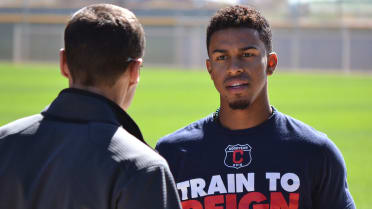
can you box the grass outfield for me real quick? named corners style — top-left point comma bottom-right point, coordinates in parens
top-left (1, 62), bottom-right (372, 208)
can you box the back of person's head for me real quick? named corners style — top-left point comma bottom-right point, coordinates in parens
top-left (64, 4), bottom-right (145, 87)
top-left (206, 5), bottom-right (272, 54)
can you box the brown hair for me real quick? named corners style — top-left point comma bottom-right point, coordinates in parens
top-left (64, 4), bottom-right (145, 86)
top-left (206, 5), bottom-right (272, 54)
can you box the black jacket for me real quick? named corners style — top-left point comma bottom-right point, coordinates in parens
top-left (0, 88), bottom-right (181, 209)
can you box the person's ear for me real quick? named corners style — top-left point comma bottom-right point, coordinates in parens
top-left (267, 52), bottom-right (278, 76)
top-left (59, 48), bottom-right (72, 81)
top-left (206, 59), bottom-right (212, 75)
top-left (128, 58), bottom-right (142, 86)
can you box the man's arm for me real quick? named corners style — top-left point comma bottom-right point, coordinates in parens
top-left (115, 164), bottom-right (182, 209)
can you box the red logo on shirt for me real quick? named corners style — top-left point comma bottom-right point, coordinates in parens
top-left (224, 144), bottom-right (252, 169)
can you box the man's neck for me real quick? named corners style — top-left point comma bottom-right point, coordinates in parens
top-left (218, 100), bottom-right (272, 130)
top-left (70, 83), bottom-right (128, 111)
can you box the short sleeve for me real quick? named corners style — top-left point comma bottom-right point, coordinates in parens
top-left (312, 140), bottom-right (356, 209)
top-left (114, 164), bottom-right (182, 209)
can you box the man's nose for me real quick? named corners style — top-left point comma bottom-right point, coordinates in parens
top-left (227, 58), bottom-right (244, 74)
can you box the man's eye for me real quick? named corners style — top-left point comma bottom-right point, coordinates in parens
top-left (216, 55), bottom-right (227, 60)
top-left (243, 53), bottom-right (254, 57)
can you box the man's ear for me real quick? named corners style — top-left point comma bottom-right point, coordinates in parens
top-left (206, 59), bottom-right (212, 75)
top-left (267, 52), bottom-right (278, 76)
top-left (128, 58), bottom-right (142, 86)
top-left (59, 48), bottom-right (72, 80)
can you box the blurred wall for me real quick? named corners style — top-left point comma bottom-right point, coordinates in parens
top-left (0, 6), bottom-right (372, 72)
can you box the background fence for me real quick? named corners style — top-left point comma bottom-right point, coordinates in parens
top-left (1, 0), bottom-right (372, 72)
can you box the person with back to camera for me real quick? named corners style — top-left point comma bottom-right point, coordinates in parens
top-left (156, 5), bottom-right (356, 209)
top-left (0, 4), bottom-right (181, 209)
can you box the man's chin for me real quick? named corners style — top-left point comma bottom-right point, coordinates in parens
top-left (228, 100), bottom-right (250, 110)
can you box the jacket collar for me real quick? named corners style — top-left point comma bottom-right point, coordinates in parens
top-left (42, 88), bottom-right (146, 144)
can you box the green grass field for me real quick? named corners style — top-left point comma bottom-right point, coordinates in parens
top-left (1, 62), bottom-right (371, 208)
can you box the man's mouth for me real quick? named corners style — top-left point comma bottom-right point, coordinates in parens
top-left (226, 80), bottom-right (249, 89)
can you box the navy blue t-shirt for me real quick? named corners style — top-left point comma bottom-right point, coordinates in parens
top-left (156, 108), bottom-right (355, 209)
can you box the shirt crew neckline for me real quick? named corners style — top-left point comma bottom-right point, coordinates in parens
top-left (209, 106), bottom-right (278, 135)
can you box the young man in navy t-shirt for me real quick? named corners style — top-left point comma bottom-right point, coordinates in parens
top-left (156, 5), bottom-right (355, 209)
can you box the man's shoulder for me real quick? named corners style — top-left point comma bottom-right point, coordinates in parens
top-left (275, 111), bottom-right (338, 152)
top-left (277, 111), bottom-right (328, 140)
top-left (0, 114), bottom-right (43, 139)
top-left (110, 127), bottom-right (169, 170)
top-left (156, 114), bottom-right (213, 147)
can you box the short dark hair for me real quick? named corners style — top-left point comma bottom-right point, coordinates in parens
top-left (64, 4), bottom-right (145, 86)
top-left (206, 5), bottom-right (272, 54)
